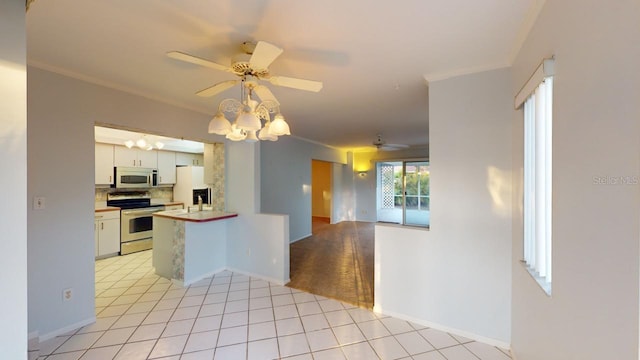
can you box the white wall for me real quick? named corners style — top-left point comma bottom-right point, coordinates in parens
top-left (510, 1), bottom-right (640, 359)
top-left (0, 2), bottom-right (28, 358)
top-left (375, 68), bottom-right (513, 345)
top-left (260, 136), bottom-right (347, 242)
top-left (331, 153), bottom-right (356, 223)
top-left (27, 67), bottom-right (220, 339)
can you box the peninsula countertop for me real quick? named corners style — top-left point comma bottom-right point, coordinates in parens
top-left (153, 209), bottom-right (238, 223)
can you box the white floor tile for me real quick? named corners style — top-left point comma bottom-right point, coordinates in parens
top-left (451, 334), bottom-right (474, 344)
top-left (341, 341), bottom-right (380, 360)
top-left (312, 347), bottom-right (347, 360)
top-left (305, 329), bottom-right (339, 352)
top-left (300, 314), bottom-right (329, 332)
top-left (292, 292), bottom-right (317, 304)
top-left (76, 317), bottom-right (119, 334)
top-left (281, 354), bottom-right (313, 360)
top-left (217, 325), bottom-right (248, 347)
top-left (332, 324), bottom-right (366, 346)
top-left (171, 306), bottom-right (200, 321)
top-left (114, 339), bottom-right (156, 360)
top-left (394, 331), bottom-right (435, 355)
top-left (379, 317), bottom-right (414, 335)
top-left (111, 313), bottom-right (147, 329)
top-left (92, 327), bottom-right (136, 347)
top-left (229, 282), bottom-right (250, 291)
top-left (227, 290), bottom-right (250, 301)
top-left (183, 330), bottom-right (218, 353)
top-left (317, 299), bottom-right (345, 313)
top-left (54, 332), bottom-right (103, 353)
top-left (357, 320), bottom-right (391, 340)
top-left (273, 304), bottom-right (299, 320)
top-left (324, 310), bottom-right (355, 327)
top-left (125, 300), bottom-right (158, 315)
top-left (224, 299), bottom-right (249, 313)
top-left (249, 296), bottom-right (273, 310)
top-left (179, 295), bottom-right (205, 308)
top-left (199, 302), bottom-right (224, 317)
top-left (278, 333), bottom-right (310, 358)
top-left (79, 344), bottom-right (122, 359)
top-left (45, 351), bottom-right (85, 360)
top-left (129, 323), bottom-right (166, 342)
top-left (297, 301), bottom-right (322, 316)
top-left (203, 293), bottom-right (227, 305)
top-left (248, 321), bottom-right (277, 341)
top-left (149, 334), bottom-right (188, 359)
top-left (249, 308), bottom-right (275, 324)
top-left (347, 308), bottom-right (378, 323)
top-left (270, 285), bottom-right (292, 296)
top-left (180, 349), bottom-right (215, 360)
top-left (163, 319), bottom-right (196, 337)
top-left (221, 311), bottom-right (249, 328)
top-left (185, 287), bottom-right (209, 296)
top-left (247, 338), bottom-right (280, 360)
top-left (369, 336), bottom-right (409, 360)
top-left (272, 293), bottom-right (295, 306)
top-left (439, 345), bottom-right (479, 360)
top-left (418, 329), bottom-right (458, 349)
top-left (143, 309), bottom-right (174, 325)
top-left (464, 342), bottom-right (512, 360)
top-left (249, 287), bottom-right (271, 298)
top-left (412, 351), bottom-right (447, 360)
top-left (276, 317), bottom-right (304, 336)
top-left (250, 280), bottom-right (270, 289)
top-left (192, 315), bottom-right (222, 333)
top-left (213, 343), bottom-right (246, 360)
top-left (155, 298), bottom-right (181, 311)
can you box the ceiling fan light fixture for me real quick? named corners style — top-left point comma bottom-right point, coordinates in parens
top-left (124, 140), bottom-right (135, 149)
top-left (155, 141), bottom-right (165, 150)
top-left (245, 130), bottom-right (259, 143)
top-left (258, 122), bottom-right (278, 141)
top-left (235, 109), bottom-right (262, 131)
top-left (269, 113), bottom-right (290, 136)
top-left (225, 124), bottom-right (247, 141)
top-left (208, 112), bottom-right (232, 135)
top-left (136, 138), bottom-right (147, 149)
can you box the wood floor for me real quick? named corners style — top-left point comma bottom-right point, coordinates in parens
top-left (287, 218), bottom-right (375, 309)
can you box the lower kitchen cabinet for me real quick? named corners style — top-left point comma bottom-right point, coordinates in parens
top-left (95, 209), bottom-right (120, 258)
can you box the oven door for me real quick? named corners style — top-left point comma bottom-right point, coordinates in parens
top-left (121, 206), bottom-right (164, 243)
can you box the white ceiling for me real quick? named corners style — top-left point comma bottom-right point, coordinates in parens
top-left (26, 0), bottom-right (538, 150)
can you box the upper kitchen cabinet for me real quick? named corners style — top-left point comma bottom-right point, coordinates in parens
top-left (157, 151), bottom-right (176, 184)
top-left (114, 145), bottom-right (158, 168)
top-left (95, 143), bottom-right (114, 185)
top-left (176, 152), bottom-right (204, 167)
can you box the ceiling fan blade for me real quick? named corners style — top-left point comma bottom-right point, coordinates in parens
top-left (268, 76), bottom-right (323, 92)
top-left (386, 144), bottom-right (409, 149)
top-left (167, 51), bottom-right (232, 73)
top-left (249, 41), bottom-right (283, 71)
top-left (253, 85), bottom-right (280, 105)
top-left (195, 80), bottom-right (238, 97)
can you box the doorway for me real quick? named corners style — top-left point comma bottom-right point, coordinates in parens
top-left (377, 161), bottom-right (430, 227)
top-left (311, 159), bottom-right (332, 233)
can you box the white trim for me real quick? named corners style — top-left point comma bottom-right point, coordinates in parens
top-left (372, 305), bottom-right (511, 350)
top-left (424, 63), bottom-right (510, 84)
top-left (514, 58), bottom-right (555, 109)
top-left (176, 266), bottom-right (226, 287)
top-left (37, 317), bottom-right (96, 342)
top-left (290, 233), bottom-right (312, 244)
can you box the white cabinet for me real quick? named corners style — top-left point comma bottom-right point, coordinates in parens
top-left (95, 210), bottom-right (120, 258)
top-left (157, 151), bottom-right (176, 184)
top-left (114, 146), bottom-right (158, 168)
top-left (95, 143), bottom-right (114, 185)
top-left (175, 152), bottom-right (204, 166)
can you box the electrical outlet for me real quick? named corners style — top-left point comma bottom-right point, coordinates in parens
top-left (63, 288), bottom-right (73, 302)
top-left (246, 248), bottom-right (251, 257)
top-left (33, 197), bottom-right (46, 210)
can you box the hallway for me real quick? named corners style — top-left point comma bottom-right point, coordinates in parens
top-left (287, 220), bottom-right (375, 309)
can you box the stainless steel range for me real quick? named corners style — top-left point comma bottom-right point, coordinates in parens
top-left (107, 192), bottom-right (164, 255)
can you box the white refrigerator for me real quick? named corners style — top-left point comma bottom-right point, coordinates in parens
top-left (173, 166), bottom-right (210, 206)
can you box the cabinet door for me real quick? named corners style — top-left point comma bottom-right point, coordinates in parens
top-left (95, 143), bottom-right (114, 185)
top-left (194, 154), bottom-right (204, 166)
top-left (138, 149), bottom-right (158, 168)
top-left (157, 151), bottom-right (176, 184)
top-left (114, 146), bottom-right (139, 167)
top-left (98, 218), bottom-right (121, 256)
top-left (175, 152), bottom-right (193, 166)
top-left (94, 221), bottom-right (99, 257)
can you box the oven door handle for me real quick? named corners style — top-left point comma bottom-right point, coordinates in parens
top-left (122, 207), bottom-right (164, 216)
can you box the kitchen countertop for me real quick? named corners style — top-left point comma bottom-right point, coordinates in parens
top-left (153, 209), bottom-right (238, 223)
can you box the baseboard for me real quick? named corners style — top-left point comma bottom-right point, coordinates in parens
top-left (290, 233), bottom-right (312, 244)
top-left (372, 305), bottom-right (511, 350)
top-left (226, 267), bottom-right (290, 286)
top-left (180, 267), bottom-right (227, 287)
top-left (37, 316), bottom-right (96, 343)
top-left (28, 331), bottom-right (39, 351)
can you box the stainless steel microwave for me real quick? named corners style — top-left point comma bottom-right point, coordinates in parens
top-left (114, 167), bottom-right (158, 189)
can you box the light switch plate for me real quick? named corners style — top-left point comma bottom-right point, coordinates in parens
top-left (33, 197), bottom-right (45, 210)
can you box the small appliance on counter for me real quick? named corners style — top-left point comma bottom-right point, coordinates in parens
top-left (173, 166), bottom-right (211, 207)
top-left (106, 191), bottom-right (164, 255)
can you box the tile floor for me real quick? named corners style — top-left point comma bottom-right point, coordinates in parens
top-left (35, 250), bottom-right (512, 360)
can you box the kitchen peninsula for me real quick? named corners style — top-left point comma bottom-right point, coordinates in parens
top-left (152, 209), bottom-right (237, 286)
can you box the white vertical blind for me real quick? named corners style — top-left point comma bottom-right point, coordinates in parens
top-left (523, 76), bottom-right (553, 287)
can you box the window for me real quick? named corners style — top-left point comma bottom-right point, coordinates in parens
top-left (518, 58), bottom-right (554, 295)
top-left (377, 161), bottom-right (429, 227)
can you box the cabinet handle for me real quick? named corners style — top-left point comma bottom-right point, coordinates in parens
top-left (109, 175), bottom-right (112, 183)
top-left (138, 160), bottom-right (142, 166)
top-left (133, 160), bottom-right (136, 166)
top-left (101, 222), bottom-right (104, 230)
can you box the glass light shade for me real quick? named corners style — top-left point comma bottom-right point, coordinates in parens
top-left (136, 138), bottom-right (147, 149)
top-left (245, 130), bottom-right (258, 143)
top-left (155, 141), bottom-right (164, 150)
top-left (146, 145), bottom-right (153, 151)
top-left (269, 113), bottom-right (291, 136)
top-left (225, 124), bottom-right (247, 141)
top-left (258, 122), bottom-right (278, 141)
top-left (208, 112), bottom-right (232, 135)
top-left (235, 108), bottom-right (262, 131)
top-left (124, 140), bottom-right (135, 148)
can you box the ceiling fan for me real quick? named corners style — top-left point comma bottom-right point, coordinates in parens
top-left (373, 134), bottom-right (409, 151)
top-left (167, 41), bottom-right (323, 103)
